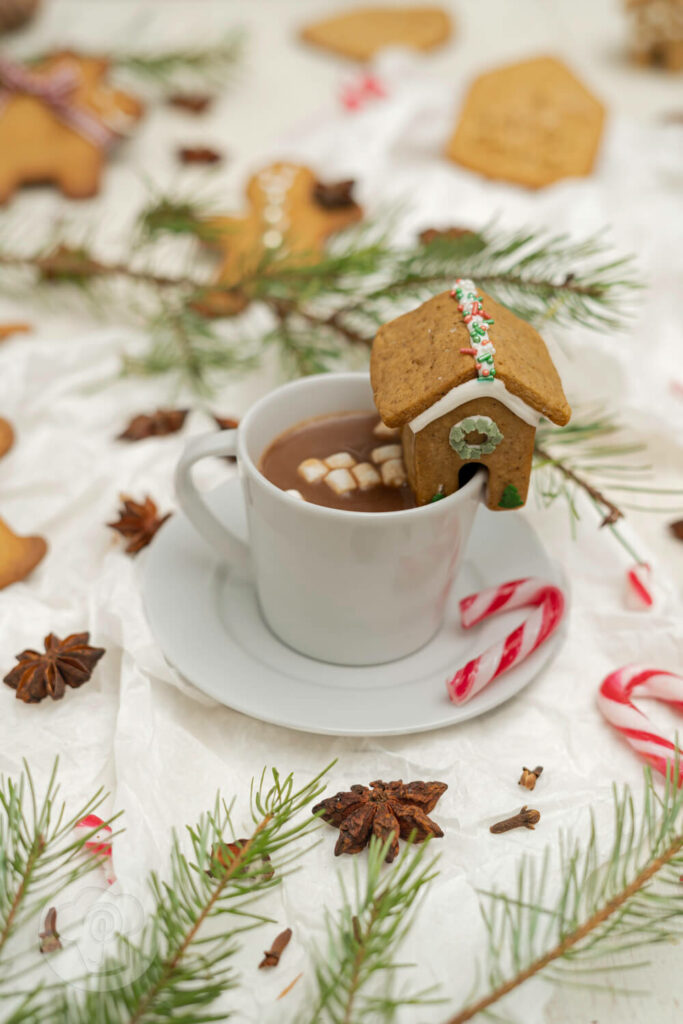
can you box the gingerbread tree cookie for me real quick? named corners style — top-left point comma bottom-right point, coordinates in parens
top-left (0, 52), bottom-right (143, 204)
top-left (446, 57), bottom-right (605, 189)
top-left (300, 5), bottom-right (451, 61)
top-left (195, 163), bottom-right (363, 317)
top-left (371, 281), bottom-right (571, 510)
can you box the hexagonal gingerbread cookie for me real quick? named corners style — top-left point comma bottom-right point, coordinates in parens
top-left (446, 57), bottom-right (605, 189)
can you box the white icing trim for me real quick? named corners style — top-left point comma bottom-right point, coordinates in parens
top-left (408, 379), bottom-right (541, 434)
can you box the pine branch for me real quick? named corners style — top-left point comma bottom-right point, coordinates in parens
top-left (0, 216), bottom-right (639, 390)
top-left (27, 32), bottom-right (245, 94)
top-left (442, 765), bottom-right (683, 1024)
top-left (309, 836), bottom-right (441, 1024)
top-left (0, 760), bottom-right (116, 1021)
top-left (533, 410), bottom-right (683, 557)
top-left (57, 764), bottom-right (331, 1024)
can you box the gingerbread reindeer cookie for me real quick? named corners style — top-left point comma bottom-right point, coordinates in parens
top-left (0, 52), bottom-right (143, 204)
top-left (195, 163), bottom-right (363, 317)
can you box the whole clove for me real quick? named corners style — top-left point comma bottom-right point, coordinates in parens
top-left (490, 806), bottom-right (541, 834)
top-left (259, 927), bottom-right (292, 968)
top-left (519, 765), bottom-right (543, 791)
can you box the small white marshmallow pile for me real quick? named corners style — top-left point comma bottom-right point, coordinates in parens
top-left (292, 421), bottom-right (406, 499)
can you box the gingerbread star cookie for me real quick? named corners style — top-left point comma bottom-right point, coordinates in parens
top-left (0, 52), bottom-right (143, 204)
top-left (300, 5), bottom-right (451, 61)
top-left (446, 57), bottom-right (605, 189)
top-left (0, 517), bottom-right (47, 589)
top-left (196, 163), bottom-right (363, 317)
top-left (0, 417), bottom-right (13, 459)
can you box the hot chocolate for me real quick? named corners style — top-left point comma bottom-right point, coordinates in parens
top-left (259, 411), bottom-right (416, 512)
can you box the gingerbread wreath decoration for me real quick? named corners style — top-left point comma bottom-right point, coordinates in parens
top-left (370, 280), bottom-right (571, 510)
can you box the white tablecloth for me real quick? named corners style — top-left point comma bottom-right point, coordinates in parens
top-left (1, 3), bottom-right (682, 1022)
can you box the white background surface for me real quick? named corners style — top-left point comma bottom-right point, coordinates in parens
top-left (1, 2), bottom-right (682, 1022)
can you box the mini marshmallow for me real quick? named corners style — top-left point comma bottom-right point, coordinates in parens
top-left (324, 452), bottom-right (356, 469)
top-left (298, 458), bottom-right (327, 484)
top-left (373, 421), bottom-right (400, 439)
top-left (352, 462), bottom-right (381, 490)
top-left (371, 444), bottom-right (403, 464)
top-left (325, 468), bottom-right (357, 495)
top-left (286, 489), bottom-right (305, 500)
top-left (381, 459), bottom-right (407, 487)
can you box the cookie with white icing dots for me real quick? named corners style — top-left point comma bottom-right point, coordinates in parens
top-left (195, 163), bottom-right (363, 317)
top-left (0, 52), bottom-right (143, 204)
top-left (300, 5), bottom-right (452, 61)
top-left (446, 57), bottom-right (604, 189)
top-left (370, 281), bottom-right (571, 510)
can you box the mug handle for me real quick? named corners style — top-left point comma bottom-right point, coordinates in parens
top-left (175, 431), bottom-right (252, 579)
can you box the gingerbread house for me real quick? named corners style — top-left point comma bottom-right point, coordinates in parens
top-left (370, 282), bottom-right (571, 510)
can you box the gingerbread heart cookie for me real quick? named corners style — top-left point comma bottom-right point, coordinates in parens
top-left (0, 52), bottom-right (143, 204)
top-left (446, 57), bottom-right (605, 189)
top-left (300, 5), bottom-right (451, 61)
top-left (196, 163), bottom-right (363, 317)
top-left (0, 516), bottom-right (47, 589)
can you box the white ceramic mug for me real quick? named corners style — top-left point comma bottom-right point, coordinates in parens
top-left (175, 372), bottom-right (485, 666)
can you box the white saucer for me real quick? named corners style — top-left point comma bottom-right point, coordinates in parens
top-left (143, 479), bottom-right (568, 736)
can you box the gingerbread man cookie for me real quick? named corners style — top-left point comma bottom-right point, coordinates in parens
top-left (0, 52), bottom-right (143, 204)
top-left (446, 57), bottom-right (604, 189)
top-left (196, 163), bottom-right (363, 317)
top-left (300, 5), bottom-right (451, 61)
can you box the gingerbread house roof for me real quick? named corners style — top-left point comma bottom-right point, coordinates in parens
top-left (371, 289), bottom-right (571, 429)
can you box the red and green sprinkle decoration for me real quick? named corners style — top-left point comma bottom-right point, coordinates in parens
top-left (450, 278), bottom-right (496, 382)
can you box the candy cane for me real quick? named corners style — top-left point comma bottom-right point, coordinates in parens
top-left (74, 814), bottom-right (116, 885)
top-left (624, 563), bottom-right (654, 610)
top-left (446, 578), bottom-right (565, 705)
top-left (598, 666), bottom-right (683, 783)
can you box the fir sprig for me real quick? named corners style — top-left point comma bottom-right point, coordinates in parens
top-left (55, 764), bottom-right (331, 1024)
top-left (309, 836), bottom-right (441, 1023)
top-left (533, 409), bottom-right (683, 557)
top-left (444, 763), bottom-right (683, 1023)
top-left (27, 32), bottom-right (244, 95)
top-left (0, 759), bottom-right (116, 1018)
top-left (0, 212), bottom-right (638, 389)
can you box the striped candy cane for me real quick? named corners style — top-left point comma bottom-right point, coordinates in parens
top-left (598, 666), bottom-right (683, 783)
top-left (446, 578), bottom-right (566, 705)
top-left (74, 814), bottom-right (116, 885)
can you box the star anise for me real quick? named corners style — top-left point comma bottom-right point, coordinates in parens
top-left (3, 632), bottom-right (105, 704)
top-left (312, 178), bottom-right (357, 209)
top-left (117, 408), bottom-right (189, 441)
top-left (313, 779), bottom-right (447, 862)
top-left (108, 496), bottom-right (171, 555)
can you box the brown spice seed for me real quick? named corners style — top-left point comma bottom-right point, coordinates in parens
top-left (490, 806), bottom-right (541, 834)
top-left (117, 408), bottom-right (188, 441)
top-left (39, 907), bottom-right (62, 953)
top-left (178, 146), bottom-right (222, 165)
top-left (669, 520), bottom-right (683, 543)
top-left (108, 496), bottom-right (171, 555)
top-left (3, 632), bottom-right (105, 704)
top-left (519, 765), bottom-right (543, 791)
top-left (167, 93), bottom-right (213, 114)
top-left (259, 927), bottom-right (292, 968)
top-left (312, 178), bottom-right (356, 209)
